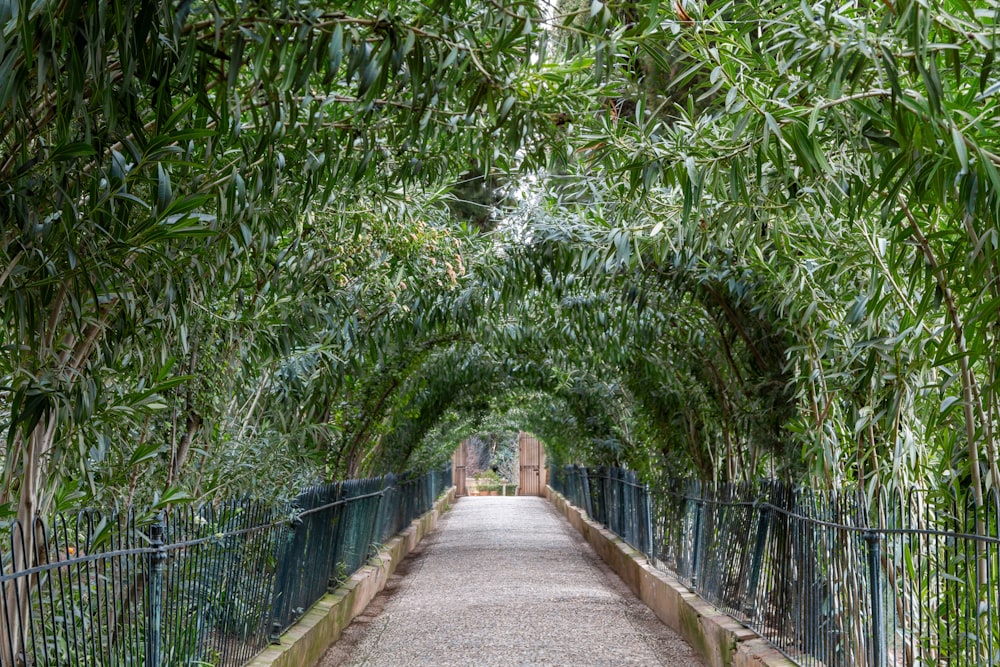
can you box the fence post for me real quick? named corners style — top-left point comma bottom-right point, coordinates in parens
top-left (368, 486), bottom-right (386, 559)
top-left (379, 474), bottom-right (399, 542)
top-left (582, 468), bottom-right (594, 518)
top-left (690, 497), bottom-right (703, 588)
top-left (745, 506), bottom-right (770, 615)
top-left (371, 477), bottom-right (386, 547)
top-left (600, 467), bottom-right (609, 527)
top-left (643, 483), bottom-right (654, 560)
top-left (865, 531), bottom-right (885, 667)
top-left (425, 470), bottom-right (433, 512)
top-left (615, 469), bottom-right (623, 538)
top-left (617, 469), bottom-right (626, 537)
top-left (145, 515), bottom-right (166, 667)
top-left (622, 470), bottom-right (632, 545)
top-left (270, 513), bottom-right (302, 643)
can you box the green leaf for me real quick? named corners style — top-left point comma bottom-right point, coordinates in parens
top-left (129, 441), bottom-right (163, 466)
top-left (329, 22), bottom-right (344, 75)
top-left (940, 395), bottom-right (961, 414)
top-left (156, 163), bottom-right (172, 211)
top-left (153, 487), bottom-right (195, 509)
top-left (49, 142), bottom-right (97, 161)
top-left (764, 112), bottom-right (782, 141)
top-left (951, 126), bottom-right (969, 174)
top-left (499, 95), bottom-right (516, 119)
top-left (162, 95), bottom-right (198, 130)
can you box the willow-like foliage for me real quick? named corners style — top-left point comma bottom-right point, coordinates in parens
top-left (4, 0), bottom-right (1000, 552)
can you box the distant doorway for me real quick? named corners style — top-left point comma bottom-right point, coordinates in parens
top-left (451, 432), bottom-right (546, 496)
top-left (517, 432), bottom-right (546, 496)
top-left (452, 442), bottom-right (468, 496)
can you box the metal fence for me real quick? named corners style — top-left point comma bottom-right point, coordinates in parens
top-left (0, 465), bottom-right (451, 666)
top-left (549, 465), bottom-right (654, 558)
top-left (550, 465), bottom-right (1000, 667)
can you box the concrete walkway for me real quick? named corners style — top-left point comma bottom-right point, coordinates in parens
top-left (319, 496), bottom-right (704, 667)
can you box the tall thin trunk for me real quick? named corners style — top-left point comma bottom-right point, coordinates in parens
top-left (1, 413), bottom-right (58, 665)
top-left (169, 413), bottom-right (203, 486)
top-left (0, 287), bottom-right (114, 662)
top-left (901, 199), bottom-right (988, 587)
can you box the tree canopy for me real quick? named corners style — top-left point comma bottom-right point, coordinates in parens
top-left (3, 0), bottom-right (1000, 524)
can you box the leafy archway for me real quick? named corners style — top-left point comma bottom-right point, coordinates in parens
top-left (3, 0), bottom-right (999, 520)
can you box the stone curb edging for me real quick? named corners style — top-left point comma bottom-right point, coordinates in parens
top-left (545, 486), bottom-right (796, 667)
top-left (246, 487), bottom-right (457, 667)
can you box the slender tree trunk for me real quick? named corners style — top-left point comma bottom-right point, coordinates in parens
top-left (169, 413), bottom-right (203, 486)
top-left (1, 413), bottom-right (58, 665)
top-left (901, 199), bottom-right (988, 587)
top-left (0, 287), bottom-right (113, 662)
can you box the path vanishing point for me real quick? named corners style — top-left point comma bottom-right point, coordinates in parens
top-left (319, 496), bottom-right (704, 667)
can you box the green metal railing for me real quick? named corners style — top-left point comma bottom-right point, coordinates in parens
top-left (0, 465), bottom-right (451, 666)
top-left (550, 465), bottom-right (1000, 666)
top-left (550, 464), bottom-right (654, 559)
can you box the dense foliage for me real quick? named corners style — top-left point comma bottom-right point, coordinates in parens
top-left (4, 0), bottom-right (1000, 525)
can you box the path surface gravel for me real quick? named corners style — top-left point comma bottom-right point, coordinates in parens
top-left (319, 496), bottom-right (704, 667)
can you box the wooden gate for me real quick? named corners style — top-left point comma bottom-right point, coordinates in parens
top-left (452, 441), bottom-right (468, 496)
top-left (517, 432), bottom-right (546, 496)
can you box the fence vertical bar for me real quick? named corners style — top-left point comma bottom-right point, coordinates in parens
top-left (616, 469), bottom-right (625, 539)
top-left (368, 487), bottom-right (385, 560)
top-left (745, 506), bottom-right (770, 616)
top-left (691, 497), bottom-right (703, 588)
top-left (270, 512), bottom-right (302, 642)
top-left (145, 515), bottom-right (166, 667)
top-left (865, 531), bottom-right (885, 667)
top-left (644, 483), bottom-right (654, 560)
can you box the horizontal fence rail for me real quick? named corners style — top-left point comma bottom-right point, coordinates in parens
top-left (550, 465), bottom-right (653, 559)
top-left (550, 465), bottom-right (1000, 667)
top-left (0, 465), bottom-right (451, 666)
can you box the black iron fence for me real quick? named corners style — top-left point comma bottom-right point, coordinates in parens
top-left (549, 465), bottom-right (654, 559)
top-left (550, 465), bottom-right (1000, 667)
top-left (0, 465), bottom-right (451, 666)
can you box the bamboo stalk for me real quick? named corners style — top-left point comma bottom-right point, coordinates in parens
top-left (899, 197), bottom-right (988, 589)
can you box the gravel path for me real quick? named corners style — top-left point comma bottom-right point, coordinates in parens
top-left (319, 496), bottom-right (704, 667)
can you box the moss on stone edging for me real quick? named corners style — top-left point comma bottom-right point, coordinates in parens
top-left (246, 487), bottom-right (456, 667)
top-left (545, 487), bottom-right (796, 667)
